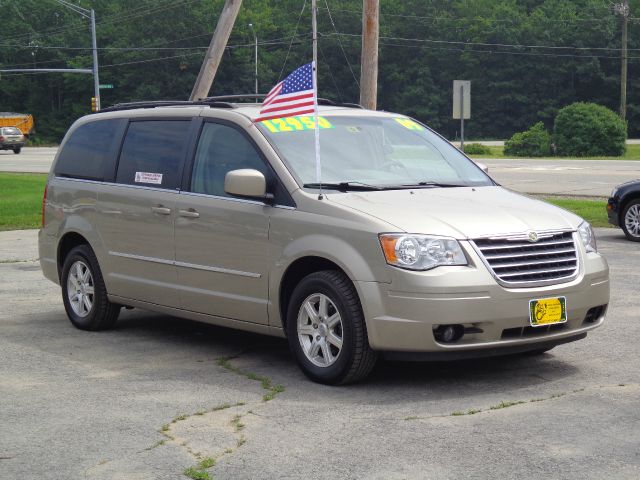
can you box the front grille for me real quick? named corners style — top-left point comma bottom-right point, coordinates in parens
top-left (472, 231), bottom-right (578, 287)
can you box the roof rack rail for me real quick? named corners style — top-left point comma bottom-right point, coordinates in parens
top-left (204, 94), bottom-right (265, 102)
top-left (99, 99), bottom-right (235, 113)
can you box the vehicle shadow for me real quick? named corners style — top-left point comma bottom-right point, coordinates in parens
top-left (110, 309), bottom-right (582, 402)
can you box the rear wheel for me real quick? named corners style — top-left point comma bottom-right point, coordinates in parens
top-left (622, 199), bottom-right (640, 242)
top-left (13, 147), bottom-right (21, 154)
top-left (61, 245), bottom-right (120, 331)
top-left (286, 270), bottom-right (377, 385)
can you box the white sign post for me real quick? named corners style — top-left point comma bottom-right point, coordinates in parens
top-left (453, 80), bottom-right (471, 152)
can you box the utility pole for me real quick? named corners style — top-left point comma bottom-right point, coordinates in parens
top-left (614, 1), bottom-right (630, 120)
top-left (190, 0), bottom-right (242, 101)
top-left (359, 0), bottom-right (379, 110)
top-left (90, 8), bottom-right (100, 111)
top-left (248, 23), bottom-right (258, 97)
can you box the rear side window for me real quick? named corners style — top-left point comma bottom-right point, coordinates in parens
top-left (55, 119), bottom-right (126, 181)
top-left (116, 120), bottom-right (190, 190)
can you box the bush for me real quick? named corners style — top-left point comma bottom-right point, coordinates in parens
top-left (554, 102), bottom-right (627, 157)
top-left (503, 122), bottom-right (551, 157)
top-left (463, 143), bottom-right (492, 155)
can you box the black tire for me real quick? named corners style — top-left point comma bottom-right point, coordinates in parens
top-left (61, 244), bottom-right (120, 331)
top-left (286, 270), bottom-right (377, 385)
top-left (13, 147), bottom-right (21, 154)
top-left (621, 199), bottom-right (640, 242)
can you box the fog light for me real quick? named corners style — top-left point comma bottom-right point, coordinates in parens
top-left (433, 324), bottom-right (464, 343)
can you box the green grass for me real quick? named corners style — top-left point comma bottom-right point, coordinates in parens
top-left (0, 173), bottom-right (47, 231)
top-left (467, 144), bottom-right (640, 160)
top-left (543, 198), bottom-right (610, 228)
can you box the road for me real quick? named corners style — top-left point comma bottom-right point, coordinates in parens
top-left (1, 229), bottom-right (639, 479)
top-left (484, 158), bottom-right (640, 197)
top-left (0, 147), bottom-right (57, 173)
top-left (3, 147), bottom-right (640, 197)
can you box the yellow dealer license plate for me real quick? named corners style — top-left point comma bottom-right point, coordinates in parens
top-left (529, 297), bottom-right (567, 327)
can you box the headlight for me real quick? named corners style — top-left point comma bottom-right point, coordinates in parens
top-left (577, 221), bottom-right (597, 253)
top-left (379, 234), bottom-right (467, 270)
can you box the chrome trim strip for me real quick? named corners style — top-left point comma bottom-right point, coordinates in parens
top-left (109, 251), bottom-right (174, 266)
top-left (54, 176), bottom-right (295, 210)
top-left (175, 260), bottom-right (261, 278)
top-left (108, 251), bottom-right (261, 278)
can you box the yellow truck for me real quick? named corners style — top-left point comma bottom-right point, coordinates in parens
top-left (0, 112), bottom-right (34, 137)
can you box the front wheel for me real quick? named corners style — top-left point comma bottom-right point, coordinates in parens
top-left (622, 199), bottom-right (640, 242)
top-left (61, 245), bottom-right (120, 330)
top-left (286, 270), bottom-right (377, 385)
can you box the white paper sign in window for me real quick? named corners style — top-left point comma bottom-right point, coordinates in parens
top-left (134, 172), bottom-right (163, 185)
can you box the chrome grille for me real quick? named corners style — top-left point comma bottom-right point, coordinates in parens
top-left (472, 231), bottom-right (578, 287)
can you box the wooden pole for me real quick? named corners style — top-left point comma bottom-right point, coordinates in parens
top-left (190, 0), bottom-right (242, 101)
top-left (359, 0), bottom-right (379, 110)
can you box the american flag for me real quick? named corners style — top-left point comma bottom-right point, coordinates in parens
top-left (255, 62), bottom-right (316, 122)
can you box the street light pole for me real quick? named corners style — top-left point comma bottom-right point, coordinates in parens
top-left (54, 0), bottom-right (100, 110)
top-left (248, 23), bottom-right (258, 97)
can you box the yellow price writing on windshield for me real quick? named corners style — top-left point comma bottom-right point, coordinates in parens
top-left (394, 118), bottom-right (424, 131)
top-left (261, 116), bottom-right (334, 133)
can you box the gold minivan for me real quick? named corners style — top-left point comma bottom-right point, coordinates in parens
top-left (39, 99), bottom-right (610, 384)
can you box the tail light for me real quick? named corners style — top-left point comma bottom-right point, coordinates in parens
top-left (42, 185), bottom-right (48, 228)
top-left (0, 136), bottom-right (5, 142)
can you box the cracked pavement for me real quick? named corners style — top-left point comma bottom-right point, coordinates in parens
top-left (1, 228), bottom-right (639, 479)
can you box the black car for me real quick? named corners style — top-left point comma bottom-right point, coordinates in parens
top-left (607, 180), bottom-right (640, 241)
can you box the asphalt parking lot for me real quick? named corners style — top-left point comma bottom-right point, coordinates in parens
top-left (1, 228), bottom-right (639, 479)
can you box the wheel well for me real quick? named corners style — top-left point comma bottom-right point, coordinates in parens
top-left (279, 256), bottom-right (346, 330)
top-left (619, 194), bottom-right (640, 224)
top-left (57, 232), bottom-right (89, 278)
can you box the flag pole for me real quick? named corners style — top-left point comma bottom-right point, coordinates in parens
top-left (311, 0), bottom-right (323, 200)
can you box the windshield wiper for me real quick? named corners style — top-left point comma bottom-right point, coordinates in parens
top-left (302, 182), bottom-right (383, 191)
top-left (401, 181), bottom-right (468, 188)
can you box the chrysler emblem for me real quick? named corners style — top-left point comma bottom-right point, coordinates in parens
top-left (527, 231), bottom-right (539, 242)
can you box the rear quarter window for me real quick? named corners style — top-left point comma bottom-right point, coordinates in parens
top-left (55, 118), bottom-right (126, 181)
top-left (115, 120), bottom-right (191, 190)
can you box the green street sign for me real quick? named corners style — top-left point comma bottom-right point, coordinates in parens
top-left (99, 84), bottom-right (114, 89)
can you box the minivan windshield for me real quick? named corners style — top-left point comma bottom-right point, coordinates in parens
top-left (257, 115), bottom-right (493, 189)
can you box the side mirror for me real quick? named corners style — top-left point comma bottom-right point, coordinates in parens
top-left (224, 169), bottom-right (274, 204)
top-left (475, 161), bottom-right (489, 174)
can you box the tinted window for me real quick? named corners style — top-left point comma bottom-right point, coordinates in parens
top-left (191, 123), bottom-right (269, 197)
top-left (55, 119), bottom-right (126, 181)
top-left (116, 120), bottom-right (190, 190)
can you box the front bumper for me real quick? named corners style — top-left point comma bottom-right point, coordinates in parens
top-left (607, 197), bottom-right (619, 227)
top-left (1, 142), bottom-right (25, 149)
top-left (356, 242), bottom-right (609, 354)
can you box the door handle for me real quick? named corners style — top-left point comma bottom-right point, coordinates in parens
top-left (151, 205), bottom-right (171, 215)
top-left (179, 208), bottom-right (200, 219)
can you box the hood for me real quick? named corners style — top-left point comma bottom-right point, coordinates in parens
top-left (327, 186), bottom-right (582, 239)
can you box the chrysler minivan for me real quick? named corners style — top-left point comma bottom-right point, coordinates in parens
top-left (39, 98), bottom-right (610, 384)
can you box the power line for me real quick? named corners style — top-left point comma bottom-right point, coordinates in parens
top-left (0, 0), bottom-right (200, 43)
top-left (278, 0), bottom-right (308, 81)
top-left (323, 6), bottom-right (620, 24)
top-left (322, 0), bottom-right (359, 88)
top-left (328, 32), bottom-right (640, 52)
